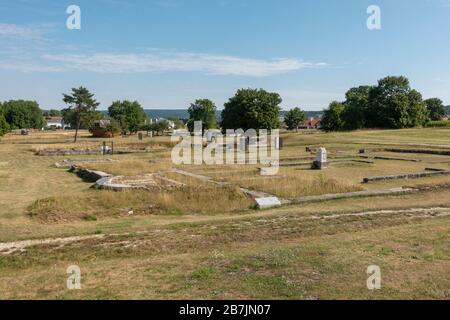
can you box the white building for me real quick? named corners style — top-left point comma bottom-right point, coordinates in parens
top-left (154, 117), bottom-right (175, 129)
top-left (45, 117), bottom-right (68, 129)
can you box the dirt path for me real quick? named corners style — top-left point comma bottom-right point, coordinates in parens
top-left (1, 206), bottom-right (449, 256)
top-left (290, 187), bottom-right (416, 203)
top-left (310, 207), bottom-right (450, 220)
top-left (0, 234), bottom-right (106, 255)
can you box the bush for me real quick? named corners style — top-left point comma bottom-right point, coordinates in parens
top-left (425, 120), bottom-right (450, 128)
top-left (0, 114), bottom-right (9, 136)
top-left (104, 120), bottom-right (122, 135)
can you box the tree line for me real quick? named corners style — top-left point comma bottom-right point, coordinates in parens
top-left (0, 87), bottom-right (285, 139)
top-left (320, 76), bottom-right (447, 131)
top-left (1, 76), bottom-right (447, 139)
top-left (181, 75), bottom-right (448, 134)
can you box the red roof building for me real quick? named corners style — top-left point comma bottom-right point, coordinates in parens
top-left (300, 118), bottom-right (322, 129)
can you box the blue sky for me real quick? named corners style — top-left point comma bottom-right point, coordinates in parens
top-left (0, 0), bottom-right (449, 110)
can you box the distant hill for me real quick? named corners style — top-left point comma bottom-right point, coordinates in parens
top-left (446, 106), bottom-right (450, 116)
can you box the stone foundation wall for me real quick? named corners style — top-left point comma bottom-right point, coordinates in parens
top-left (363, 170), bottom-right (450, 183)
top-left (69, 166), bottom-right (112, 182)
top-left (385, 148), bottom-right (450, 156)
top-left (37, 148), bottom-right (103, 156)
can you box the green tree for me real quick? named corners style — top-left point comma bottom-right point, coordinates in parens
top-left (284, 107), bottom-right (306, 131)
top-left (321, 101), bottom-right (345, 132)
top-left (2, 100), bottom-right (44, 129)
top-left (221, 88), bottom-right (281, 131)
top-left (367, 76), bottom-right (428, 128)
top-left (146, 120), bottom-right (170, 136)
top-left (61, 108), bottom-right (103, 130)
top-left (342, 86), bottom-right (371, 130)
top-left (0, 115), bottom-right (9, 136)
top-left (108, 100), bottom-right (147, 134)
top-left (157, 120), bottom-right (170, 133)
top-left (406, 90), bottom-right (429, 127)
top-left (43, 109), bottom-right (62, 117)
top-left (424, 98), bottom-right (446, 121)
top-left (104, 119), bottom-right (122, 137)
top-left (63, 87), bottom-right (100, 142)
top-left (0, 103), bottom-right (9, 136)
top-left (187, 99), bottom-right (217, 133)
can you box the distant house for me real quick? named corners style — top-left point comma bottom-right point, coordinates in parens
top-left (153, 118), bottom-right (175, 129)
top-left (92, 119), bottom-right (112, 138)
top-left (93, 119), bottom-right (111, 128)
top-left (300, 118), bottom-right (322, 129)
top-left (44, 116), bottom-right (67, 129)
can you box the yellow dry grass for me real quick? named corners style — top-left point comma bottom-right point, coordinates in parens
top-left (27, 185), bottom-right (254, 223)
top-left (1, 128), bottom-right (449, 299)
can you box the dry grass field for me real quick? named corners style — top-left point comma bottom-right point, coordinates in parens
top-left (0, 128), bottom-right (449, 299)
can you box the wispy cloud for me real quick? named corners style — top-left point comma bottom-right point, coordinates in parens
top-left (39, 51), bottom-right (326, 77)
top-left (0, 23), bottom-right (42, 39)
top-left (41, 51), bottom-right (326, 76)
top-left (0, 23), bottom-right (327, 77)
top-left (0, 60), bottom-right (62, 72)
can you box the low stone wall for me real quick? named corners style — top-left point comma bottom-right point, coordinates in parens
top-left (424, 167), bottom-right (447, 172)
top-left (69, 166), bottom-right (112, 182)
top-left (95, 174), bottom-right (186, 191)
top-left (95, 176), bottom-right (139, 191)
top-left (385, 148), bottom-right (450, 156)
top-left (55, 158), bottom-right (115, 168)
top-left (360, 155), bottom-right (421, 162)
top-left (290, 187), bottom-right (416, 204)
top-left (38, 147), bottom-right (164, 156)
top-left (37, 148), bottom-right (102, 156)
top-left (350, 159), bottom-right (375, 164)
top-left (359, 148), bottom-right (385, 154)
top-left (69, 166), bottom-right (186, 191)
top-left (363, 170), bottom-right (450, 183)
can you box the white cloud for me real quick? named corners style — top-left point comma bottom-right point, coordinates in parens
top-left (0, 61), bottom-right (62, 73)
top-left (0, 23), bottom-right (42, 39)
top-left (0, 24), bottom-right (327, 77)
top-left (41, 51), bottom-right (326, 77)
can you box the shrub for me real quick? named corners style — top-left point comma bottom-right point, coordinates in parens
top-left (425, 120), bottom-right (450, 128)
top-left (0, 114), bottom-right (9, 136)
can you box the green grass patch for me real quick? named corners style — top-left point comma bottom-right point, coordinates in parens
top-left (191, 266), bottom-right (216, 280)
top-left (243, 274), bottom-right (304, 298)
